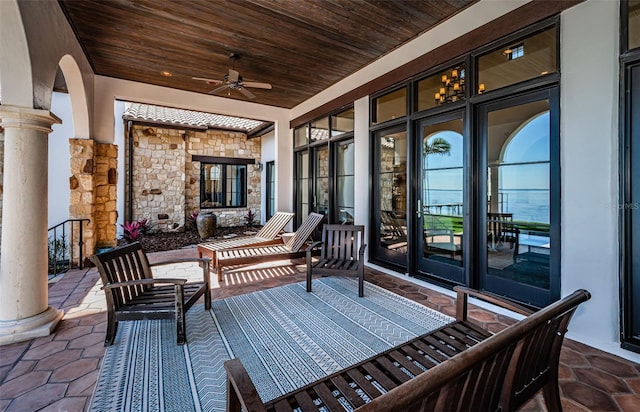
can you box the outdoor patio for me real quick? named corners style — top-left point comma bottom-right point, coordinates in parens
top-left (0, 246), bottom-right (639, 411)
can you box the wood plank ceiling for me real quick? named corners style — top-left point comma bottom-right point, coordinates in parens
top-left (58, 0), bottom-right (477, 109)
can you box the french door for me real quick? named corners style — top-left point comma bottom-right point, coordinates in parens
top-left (478, 89), bottom-right (560, 307)
top-left (372, 126), bottom-right (408, 268)
top-left (416, 113), bottom-right (466, 284)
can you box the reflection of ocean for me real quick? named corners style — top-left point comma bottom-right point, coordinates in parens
top-left (425, 189), bottom-right (550, 223)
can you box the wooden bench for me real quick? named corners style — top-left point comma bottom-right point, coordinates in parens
top-left (91, 242), bottom-right (211, 345)
top-left (224, 286), bottom-right (591, 412)
top-left (306, 224), bottom-right (366, 297)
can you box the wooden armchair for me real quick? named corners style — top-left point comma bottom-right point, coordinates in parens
top-left (306, 224), bottom-right (366, 297)
top-left (90, 242), bottom-right (211, 345)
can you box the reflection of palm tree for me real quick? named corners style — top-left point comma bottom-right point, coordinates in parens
top-left (424, 137), bottom-right (452, 208)
top-left (424, 137), bottom-right (452, 156)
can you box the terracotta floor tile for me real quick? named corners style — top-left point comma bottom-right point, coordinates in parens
top-left (0, 370), bottom-right (51, 398)
top-left (558, 362), bottom-right (575, 380)
top-left (561, 381), bottom-right (620, 411)
top-left (67, 331), bottom-right (104, 349)
top-left (468, 308), bottom-right (499, 323)
top-left (67, 368), bottom-right (99, 397)
top-left (573, 367), bottom-right (630, 394)
top-left (4, 360), bottom-right (36, 382)
top-left (626, 377), bottom-right (640, 396)
top-left (39, 396), bottom-right (89, 412)
top-left (586, 354), bottom-right (640, 378)
top-left (561, 346), bottom-right (590, 367)
top-left (5, 383), bottom-right (68, 412)
top-left (614, 394), bottom-right (640, 412)
top-left (0, 344), bottom-right (28, 368)
top-left (35, 349), bottom-right (82, 371)
top-left (52, 325), bottom-right (94, 341)
top-left (50, 358), bottom-right (99, 382)
top-left (81, 341), bottom-right (107, 358)
top-left (22, 340), bottom-right (67, 360)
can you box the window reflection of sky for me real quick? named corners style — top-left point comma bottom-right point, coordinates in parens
top-left (423, 111), bottom-right (550, 223)
top-left (501, 111), bottom-right (550, 190)
top-left (424, 131), bottom-right (463, 193)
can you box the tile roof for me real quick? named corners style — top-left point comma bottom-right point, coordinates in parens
top-left (123, 102), bottom-right (271, 134)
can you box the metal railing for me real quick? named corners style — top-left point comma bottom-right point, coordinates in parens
top-left (48, 219), bottom-right (91, 275)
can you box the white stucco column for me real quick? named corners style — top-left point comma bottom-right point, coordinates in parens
top-left (0, 105), bottom-right (64, 345)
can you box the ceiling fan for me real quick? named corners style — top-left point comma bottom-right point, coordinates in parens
top-left (192, 53), bottom-right (272, 99)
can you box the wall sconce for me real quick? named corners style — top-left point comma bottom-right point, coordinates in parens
top-left (255, 162), bottom-right (263, 171)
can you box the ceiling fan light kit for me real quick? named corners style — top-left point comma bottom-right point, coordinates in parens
top-left (192, 53), bottom-right (271, 99)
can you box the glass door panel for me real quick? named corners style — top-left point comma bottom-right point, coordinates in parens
top-left (417, 116), bottom-right (465, 284)
top-left (373, 127), bottom-right (408, 267)
top-left (335, 140), bottom-right (354, 224)
top-left (482, 95), bottom-right (556, 307)
top-left (295, 151), bottom-right (309, 226)
top-left (266, 161), bottom-right (275, 220)
top-left (312, 146), bottom-right (329, 219)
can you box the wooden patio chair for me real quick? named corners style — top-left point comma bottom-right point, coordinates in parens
top-left (380, 210), bottom-right (407, 250)
top-left (90, 242), bottom-right (211, 345)
top-left (306, 224), bottom-right (367, 297)
top-left (215, 212), bottom-right (324, 280)
top-left (197, 211), bottom-right (294, 267)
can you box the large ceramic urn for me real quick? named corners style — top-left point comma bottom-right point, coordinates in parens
top-left (196, 212), bottom-right (216, 239)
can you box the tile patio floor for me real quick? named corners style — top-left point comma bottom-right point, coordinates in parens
top-left (1, 246), bottom-right (639, 411)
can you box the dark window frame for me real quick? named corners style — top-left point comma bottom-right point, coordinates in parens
top-left (293, 105), bottom-right (355, 226)
top-left (620, 0), bottom-right (640, 354)
top-left (368, 19), bottom-right (560, 308)
top-left (265, 161), bottom-right (275, 220)
top-left (199, 161), bottom-right (248, 209)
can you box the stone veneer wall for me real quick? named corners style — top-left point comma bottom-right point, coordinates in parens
top-left (131, 127), bottom-right (186, 231)
top-left (130, 125), bottom-right (261, 231)
top-left (69, 139), bottom-right (118, 261)
top-left (94, 143), bottom-right (118, 247)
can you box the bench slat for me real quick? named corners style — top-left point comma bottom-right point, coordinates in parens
top-left (346, 368), bottom-right (383, 400)
top-left (331, 375), bottom-right (366, 409)
top-left (294, 390), bottom-right (319, 411)
top-left (361, 362), bottom-right (398, 393)
top-left (312, 382), bottom-right (345, 411)
top-left (388, 350), bottom-right (424, 377)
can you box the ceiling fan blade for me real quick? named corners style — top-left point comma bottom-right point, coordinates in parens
top-left (242, 81), bottom-right (272, 90)
top-left (238, 87), bottom-right (256, 99)
top-left (228, 69), bottom-right (240, 82)
top-left (209, 84), bottom-right (231, 95)
top-left (192, 77), bottom-right (224, 86)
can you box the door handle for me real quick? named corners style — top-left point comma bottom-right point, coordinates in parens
top-left (417, 199), bottom-right (422, 218)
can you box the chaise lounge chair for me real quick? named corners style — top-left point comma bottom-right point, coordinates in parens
top-left (215, 212), bottom-right (325, 280)
top-left (197, 211), bottom-right (294, 272)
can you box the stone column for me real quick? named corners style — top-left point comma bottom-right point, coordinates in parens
top-left (0, 105), bottom-right (64, 345)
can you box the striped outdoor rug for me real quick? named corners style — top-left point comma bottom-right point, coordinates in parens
top-left (90, 277), bottom-right (453, 411)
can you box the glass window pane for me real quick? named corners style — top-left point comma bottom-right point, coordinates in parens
top-left (310, 117), bottom-right (330, 143)
top-left (478, 28), bottom-right (556, 94)
top-left (418, 65), bottom-right (465, 111)
top-left (486, 100), bottom-right (551, 290)
top-left (336, 141), bottom-right (355, 224)
top-left (378, 131), bottom-right (407, 254)
top-left (422, 119), bottom-right (464, 267)
top-left (296, 151), bottom-right (309, 225)
top-left (331, 107), bottom-right (354, 136)
top-left (266, 161), bottom-right (275, 220)
top-left (225, 165), bottom-right (246, 207)
top-left (294, 125), bottom-right (308, 148)
top-left (201, 163), bottom-right (246, 208)
top-left (374, 88), bottom-right (407, 124)
top-left (630, 0), bottom-right (640, 50)
top-left (313, 146), bottom-right (329, 216)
